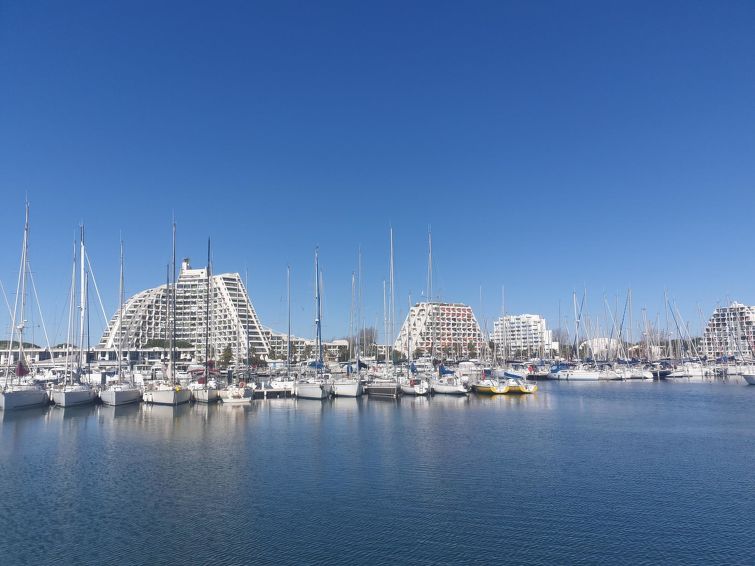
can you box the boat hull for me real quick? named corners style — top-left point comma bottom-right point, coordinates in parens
top-left (295, 382), bottom-right (330, 399)
top-left (365, 381), bottom-right (400, 398)
top-left (52, 388), bottom-right (98, 407)
top-left (400, 383), bottom-right (429, 396)
top-left (333, 379), bottom-right (363, 397)
top-left (743, 374), bottom-right (755, 385)
top-left (144, 388), bottom-right (192, 405)
top-left (431, 383), bottom-right (468, 395)
top-left (100, 388), bottom-right (142, 406)
top-left (192, 389), bottom-right (220, 403)
top-left (0, 388), bottom-right (49, 410)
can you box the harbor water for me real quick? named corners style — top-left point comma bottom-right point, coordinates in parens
top-left (1, 380), bottom-right (753, 565)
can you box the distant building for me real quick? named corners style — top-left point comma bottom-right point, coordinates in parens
top-left (491, 314), bottom-right (557, 357)
top-left (263, 328), bottom-right (349, 362)
top-left (394, 302), bottom-right (483, 359)
top-left (98, 259), bottom-right (268, 362)
top-left (703, 302), bottom-right (755, 359)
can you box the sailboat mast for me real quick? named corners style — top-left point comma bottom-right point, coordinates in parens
top-left (64, 240), bottom-right (76, 384)
top-left (205, 237), bottom-right (211, 380)
top-left (170, 221), bottom-right (177, 384)
top-left (315, 248), bottom-right (322, 368)
top-left (286, 266), bottom-right (291, 380)
top-left (389, 227), bottom-right (395, 369)
top-left (6, 203), bottom-right (31, 384)
top-left (117, 239), bottom-right (124, 381)
top-left (78, 224), bottom-right (86, 375)
top-left (427, 229), bottom-right (434, 362)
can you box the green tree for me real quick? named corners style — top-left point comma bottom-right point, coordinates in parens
top-left (468, 341), bottom-right (477, 358)
top-left (219, 345), bottom-right (233, 369)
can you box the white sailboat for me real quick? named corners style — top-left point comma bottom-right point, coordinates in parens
top-left (143, 221), bottom-right (191, 406)
top-left (191, 238), bottom-right (219, 403)
top-left (100, 239), bottom-right (141, 406)
top-left (400, 292), bottom-right (429, 396)
top-left (295, 248), bottom-right (332, 400)
top-left (1, 203), bottom-right (49, 410)
top-left (333, 270), bottom-right (363, 397)
top-left (431, 374), bottom-right (468, 395)
top-left (53, 225), bottom-right (98, 407)
top-left (366, 230), bottom-right (400, 398)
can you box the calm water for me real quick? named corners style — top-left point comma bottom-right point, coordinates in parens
top-left (1, 380), bottom-right (753, 565)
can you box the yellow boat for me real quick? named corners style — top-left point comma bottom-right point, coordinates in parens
top-left (504, 378), bottom-right (537, 394)
top-left (473, 379), bottom-right (507, 394)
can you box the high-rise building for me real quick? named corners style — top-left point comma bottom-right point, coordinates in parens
top-left (491, 314), bottom-right (557, 357)
top-left (394, 302), bottom-right (483, 359)
top-left (703, 302), bottom-right (755, 359)
top-left (98, 259), bottom-right (268, 362)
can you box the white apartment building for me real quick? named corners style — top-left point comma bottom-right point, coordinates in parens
top-left (394, 302), bottom-right (483, 359)
top-left (491, 313), bottom-right (557, 357)
top-left (703, 302), bottom-right (755, 359)
top-left (98, 259), bottom-right (269, 362)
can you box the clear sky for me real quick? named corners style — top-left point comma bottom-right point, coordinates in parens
top-left (1, 1), bottom-right (754, 346)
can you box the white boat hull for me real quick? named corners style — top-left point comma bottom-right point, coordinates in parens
top-left (143, 388), bottom-right (192, 405)
top-left (295, 382), bottom-right (330, 399)
top-left (431, 382), bottom-right (467, 395)
top-left (52, 387), bottom-right (98, 407)
top-left (0, 387), bottom-right (49, 410)
top-left (549, 369), bottom-right (620, 381)
top-left (332, 379), bottom-right (363, 397)
top-left (743, 374), bottom-right (755, 385)
top-left (192, 389), bottom-right (220, 403)
top-left (220, 386), bottom-right (253, 404)
top-left (400, 381), bottom-right (430, 396)
top-left (100, 387), bottom-right (142, 406)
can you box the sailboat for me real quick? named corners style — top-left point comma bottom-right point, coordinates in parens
top-left (100, 239), bottom-right (141, 406)
top-left (400, 292), bottom-right (429, 396)
top-left (295, 248), bottom-right (333, 400)
top-left (267, 266), bottom-right (295, 394)
top-left (51, 225), bottom-right (97, 407)
top-left (333, 269), bottom-right (363, 397)
top-left (1, 203), bottom-right (49, 411)
top-left (365, 229), bottom-right (400, 398)
top-left (191, 238), bottom-right (220, 403)
top-left (143, 221), bottom-right (191, 406)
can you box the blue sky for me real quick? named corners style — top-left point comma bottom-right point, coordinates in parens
top-left (1, 1), bottom-right (754, 345)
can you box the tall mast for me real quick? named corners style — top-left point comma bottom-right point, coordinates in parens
top-left (315, 248), bottom-right (322, 369)
top-left (357, 248), bottom-right (362, 372)
top-left (382, 280), bottom-right (387, 366)
top-left (286, 265), bottom-right (291, 379)
top-left (427, 229), bottom-right (434, 362)
top-left (6, 202), bottom-right (31, 384)
top-left (245, 268), bottom-right (251, 380)
top-left (205, 237), bottom-right (211, 380)
top-left (78, 224), bottom-right (86, 376)
top-left (389, 227), bottom-right (395, 369)
top-left (407, 292), bottom-right (412, 376)
top-left (64, 240), bottom-right (76, 385)
top-left (117, 238), bottom-right (124, 381)
top-left (170, 220), bottom-right (177, 383)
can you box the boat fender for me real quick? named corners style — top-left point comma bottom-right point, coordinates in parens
top-left (239, 382), bottom-right (245, 388)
